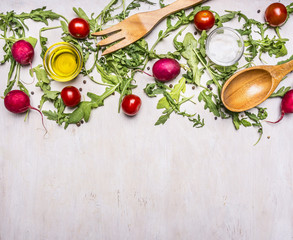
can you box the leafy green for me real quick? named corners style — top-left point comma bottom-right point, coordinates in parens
top-left (178, 32), bottom-right (203, 86)
top-left (152, 78), bottom-right (204, 127)
top-left (1, 1), bottom-right (293, 143)
top-left (270, 86), bottom-right (291, 98)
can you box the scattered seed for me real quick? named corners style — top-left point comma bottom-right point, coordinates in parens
top-left (209, 87), bottom-right (213, 91)
top-left (31, 91), bottom-right (34, 95)
top-left (147, 66), bottom-right (150, 71)
top-left (81, 120), bottom-right (84, 124)
top-left (194, 31), bottom-right (198, 35)
top-left (169, 84), bottom-right (173, 88)
top-left (192, 86), bottom-right (196, 90)
top-left (267, 136), bottom-right (271, 139)
top-left (79, 88), bottom-right (82, 92)
top-left (207, 84), bottom-right (210, 89)
top-left (214, 117), bottom-right (218, 120)
top-left (112, 92), bottom-right (115, 95)
top-left (83, 80), bottom-right (87, 84)
top-left (38, 105), bottom-right (40, 109)
top-left (257, 10), bottom-right (261, 14)
top-left (76, 122), bottom-right (81, 127)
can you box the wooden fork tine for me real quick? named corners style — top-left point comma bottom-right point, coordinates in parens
top-left (97, 31), bottom-right (125, 46)
top-left (92, 24), bottom-right (121, 36)
top-left (101, 39), bottom-right (131, 56)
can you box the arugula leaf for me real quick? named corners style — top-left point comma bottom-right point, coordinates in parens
top-left (270, 86), bottom-right (291, 98)
top-left (154, 78), bottom-right (203, 126)
top-left (24, 36), bottom-right (37, 47)
top-left (155, 108), bottom-right (173, 125)
top-left (67, 101), bottom-right (94, 124)
top-left (157, 78), bottom-right (186, 109)
top-left (180, 33), bottom-right (202, 86)
top-left (198, 90), bottom-right (220, 117)
top-left (144, 82), bottom-right (168, 97)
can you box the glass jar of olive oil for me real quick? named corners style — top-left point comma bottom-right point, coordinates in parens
top-left (43, 42), bottom-right (83, 82)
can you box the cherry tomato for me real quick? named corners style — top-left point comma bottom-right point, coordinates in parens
top-left (68, 18), bottom-right (90, 39)
top-left (61, 86), bottom-right (81, 107)
top-left (194, 10), bottom-right (215, 31)
top-left (265, 3), bottom-right (287, 27)
top-left (121, 94), bottom-right (142, 116)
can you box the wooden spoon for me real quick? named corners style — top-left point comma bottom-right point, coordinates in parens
top-left (221, 60), bottom-right (293, 112)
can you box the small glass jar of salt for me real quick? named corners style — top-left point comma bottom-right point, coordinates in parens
top-left (206, 27), bottom-right (244, 66)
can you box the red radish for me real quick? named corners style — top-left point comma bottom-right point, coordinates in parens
top-left (11, 40), bottom-right (34, 65)
top-left (152, 58), bottom-right (181, 82)
top-left (4, 90), bottom-right (47, 133)
top-left (267, 89), bottom-right (293, 124)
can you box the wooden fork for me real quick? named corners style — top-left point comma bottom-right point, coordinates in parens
top-left (92, 0), bottom-right (206, 55)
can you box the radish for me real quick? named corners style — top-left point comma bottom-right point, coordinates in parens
top-left (267, 89), bottom-right (293, 123)
top-left (152, 58), bottom-right (181, 82)
top-left (4, 90), bottom-right (47, 133)
top-left (11, 40), bottom-right (34, 65)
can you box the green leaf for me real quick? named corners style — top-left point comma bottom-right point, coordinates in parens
top-left (31, 64), bottom-right (51, 92)
top-left (198, 90), bottom-right (220, 117)
top-left (155, 109), bottom-right (173, 125)
top-left (179, 32), bottom-right (203, 85)
top-left (157, 77), bottom-right (186, 109)
top-left (96, 63), bottom-right (119, 85)
top-left (232, 113), bottom-right (241, 130)
top-left (4, 80), bottom-right (16, 96)
top-left (67, 101), bottom-right (93, 124)
top-left (270, 86), bottom-right (291, 98)
top-left (241, 118), bottom-right (252, 127)
top-left (43, 110), bottom-right (59, 121)
top-left (24, 36), bottom-right (37, 47)
top-left (60, 20), bottom-right (69, 34)
top-left (144, 82), bottom-right (167, 97)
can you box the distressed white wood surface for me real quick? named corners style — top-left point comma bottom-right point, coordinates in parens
top-left (1, 0), bottom-right (293, 239)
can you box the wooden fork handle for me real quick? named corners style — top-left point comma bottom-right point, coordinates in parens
top-left (153, 0), bottom-right (206, 18)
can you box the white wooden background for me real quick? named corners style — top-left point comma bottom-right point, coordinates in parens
top-left (1, 0), bottom-right (293, 239)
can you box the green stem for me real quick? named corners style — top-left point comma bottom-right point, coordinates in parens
top-left (193, 49), bottom-right (221, 89)
top-left (118, 77), bottom-right (133, 113)
top-left (15, 64), bottom-right (21, 87)
top-left (0, 37), bottom-right (17, 42)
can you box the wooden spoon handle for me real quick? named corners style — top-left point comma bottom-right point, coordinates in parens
top-left (153, 0), bottom-right (206, 19)
top-left (273, 59), bottom-right (293, 80)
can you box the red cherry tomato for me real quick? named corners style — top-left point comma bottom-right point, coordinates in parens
top-left (121, 94), bottom-right (142, 116)
top-left (194, 10), bottom-right (215, 31)
top-left (68, 18), bottom-right (90, 39)
top-left (265, 3), bottom-right (287, 27)
top-left (61, 86), bottom-right (81, 107)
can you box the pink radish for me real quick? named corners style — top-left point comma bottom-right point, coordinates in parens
top-left (11, 40), bottom-right (34, 65)
top-left (4, 90), bottom-right (47, 133)
top-left (267, 89), bottom-right (293, 123)
top-left (152, 58), bottom-right (181, 82)
top-left (138, 58), bottom-right (181, 82)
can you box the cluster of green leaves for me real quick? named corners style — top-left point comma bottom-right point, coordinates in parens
top-left (144, 78), bottom-right (204, 127)
top-left (36, 1), bottom-right (293, 138)
top-left (1, 1), bottom-right (293, 143)
top-left (35, 0), bottom-right (153, 126)
top-left (224, 10), bottom-right (290, 64)
top-left (139, 2), bottom-right (293, 143)
top-left (148, 5), bottom-right (210, 59)
top-left (0, 7), bottom-right (66, 96)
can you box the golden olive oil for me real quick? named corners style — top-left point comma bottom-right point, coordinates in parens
top-left (43, 42), bottom-right (82, 82)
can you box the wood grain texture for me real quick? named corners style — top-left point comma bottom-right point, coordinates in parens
top-left (92, 0), bottom-right (205, 55)
top-left (1, 0), bottom-right (293, 240)
top-left (221, 60), bottom-right (293, 112)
